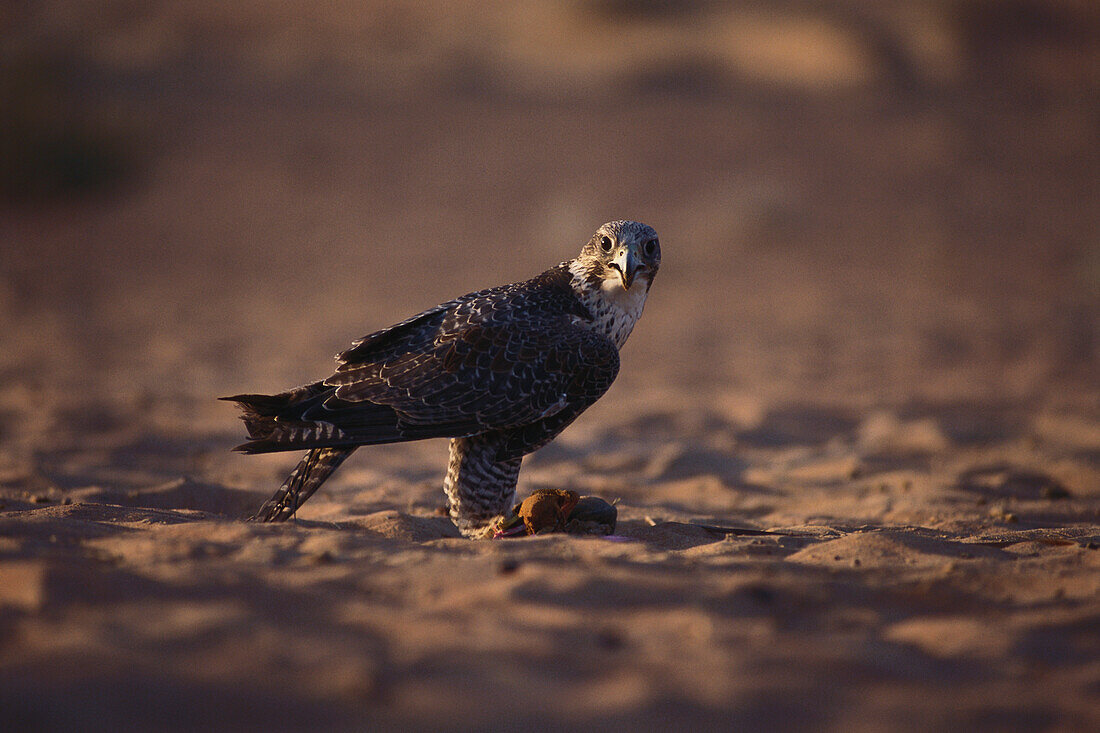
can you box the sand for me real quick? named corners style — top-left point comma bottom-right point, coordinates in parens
top-left (2, 2), bottom-right (1099, 730)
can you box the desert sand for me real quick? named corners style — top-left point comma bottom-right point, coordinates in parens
top-left (2, 2), bottom-right (1099, 730)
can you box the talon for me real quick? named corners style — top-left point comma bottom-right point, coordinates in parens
top-left (492, 512), bottom-right (528, 538)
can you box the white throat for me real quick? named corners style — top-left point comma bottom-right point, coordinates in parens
top-left (568, 260), bottom-right (650, 348)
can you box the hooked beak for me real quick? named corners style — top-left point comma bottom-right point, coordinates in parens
top-left (611, 247), bottom-right (642, 290)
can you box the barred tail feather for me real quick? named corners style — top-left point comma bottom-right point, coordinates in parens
top-left (221, 384), bottom-right (410, 453)
top-left (251, 446), bottom-right (356, 522)
top-left (220, 383), bottom-right (328, 440)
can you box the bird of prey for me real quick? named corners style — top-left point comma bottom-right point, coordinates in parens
top-left (223, 220), bottom-right (661, 538)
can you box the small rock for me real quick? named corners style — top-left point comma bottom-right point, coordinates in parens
top-left (565, 496), bottom-right (617, 535)
top-left (498, 558), bottom-right (520, 575)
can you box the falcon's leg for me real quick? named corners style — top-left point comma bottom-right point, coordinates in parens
top-left (252, 446), bottom-right (356, 522)
top-left (443, 434), bottom-right (521, 538)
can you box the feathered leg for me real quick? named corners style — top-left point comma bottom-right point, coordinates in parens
top-left (252, 447), bottom-right (356, 522)
top-left (443, 434), bottom-right (521, 538)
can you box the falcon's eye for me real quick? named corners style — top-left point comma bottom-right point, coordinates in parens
top-left (643, 239), bottom-right (658, 258)
top-left (599, 236), bottom-right (613, 252)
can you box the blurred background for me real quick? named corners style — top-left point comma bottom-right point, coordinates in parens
top-left (2, 3), bottom-right (1099, 729)
top-left (1, 0), bottom-right (1097, 469)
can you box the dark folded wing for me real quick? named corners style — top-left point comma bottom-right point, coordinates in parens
top-left (315, 285), bottom-right (619, 440)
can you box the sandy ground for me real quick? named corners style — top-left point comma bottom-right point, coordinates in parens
top-left (2, 2), bottom-right (1099, 730)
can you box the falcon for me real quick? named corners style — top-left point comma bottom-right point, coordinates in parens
top-left (223, 220), bottom-right (661, 538)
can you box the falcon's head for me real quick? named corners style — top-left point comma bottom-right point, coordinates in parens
top-left (577, 220), bottom-right (661, 292)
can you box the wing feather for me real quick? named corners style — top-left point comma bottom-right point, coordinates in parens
top-left (321, 271), bottom-right (618, 439)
